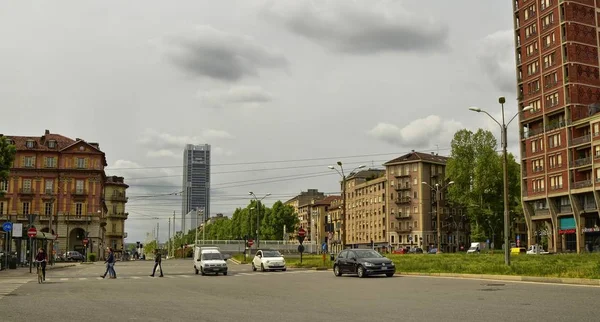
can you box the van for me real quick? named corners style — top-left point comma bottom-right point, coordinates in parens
top-left (193, 246), bottom-right (230, 276)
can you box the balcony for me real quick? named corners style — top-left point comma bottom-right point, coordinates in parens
top-left (395, 196), bottom-right (412, 205)
top-left (109, 195), bottom-right (128, 202)
top-left (394, 173), bottom-right (410, 178)
top-left (65, 215), bottom-right (92, 222)
top-left (394, 213), bottom-right (411, 220)
top-left (571, 157), bottom-right (592, 168)
top-left (583, 202), bottom-right (597, 211)
top-left (105, 231), bottom-right (123, 238)
top-left (571, 134), bottom-right (591, 146)
top-left (71, 189), bottom-right (87, 199)
top-left (395, 227), bottom-right (412, 233)
top-left (573, 180), bottom-right (593, 189)
top-left (559, 205), bottom-right (572, 213)
top-left (108, 212), bottom-right (128, 219)
top-left (41, 191), bottom-right (56, 199)
top-left (395, 185), bottom-right (411, 191)
top-left (545, 120), bottom-right (566, 132)
top-left (18, 188), bottom-right (35, 195)
top-left (534, 209), bottom-right (550, 216)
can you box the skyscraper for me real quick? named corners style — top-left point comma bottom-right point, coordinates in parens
top-left (182, 144), bottom-right (211, 232)
top-left (514, 0), bottom-right (600, 253)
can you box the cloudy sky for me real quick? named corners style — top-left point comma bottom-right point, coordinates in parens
top-left (1, 0), bottom-right (521, 242)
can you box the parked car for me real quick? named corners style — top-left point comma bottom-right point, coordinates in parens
top-left (63, 251), bottom-right (84, 261)
top-left (252, 249), bottom-right (286, 272)
top-left (333, 249), bottom-right (395, 278)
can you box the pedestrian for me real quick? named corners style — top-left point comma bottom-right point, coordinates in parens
top-left (101, 247), bottom-right (116, 279)
top-left (149, 249), bottom-right (163, 277)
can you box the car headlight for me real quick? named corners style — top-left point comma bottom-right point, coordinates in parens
top-left (266, 260), bottom-right (271, 264)
top-left (364, 262), bottom-right (375, 267)
top-left (388, 262), bottom-right (395, 266)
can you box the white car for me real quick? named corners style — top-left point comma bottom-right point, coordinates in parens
top-left (252, 250), bottom-right (286, 272)
top-left (194, 247), bottom-right (229, 276)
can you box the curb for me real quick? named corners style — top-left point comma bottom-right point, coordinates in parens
top-left (313, 267), bottom-right (329, 271)
top-left (397, 272), bottom-right (600, 286)
top-left (47, 264), bottom-right (77, 270)
top-left (229, 258), bottom-right (242, 265)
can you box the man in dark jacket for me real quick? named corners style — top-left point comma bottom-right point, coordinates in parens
top-left (149, 249), bottom-right (163, 277)
top-left (101, 247), bottom-right (116, 279)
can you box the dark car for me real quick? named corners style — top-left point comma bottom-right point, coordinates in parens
top-left (333, 249), bottom-right (396, 278)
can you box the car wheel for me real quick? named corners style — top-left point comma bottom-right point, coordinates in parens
top-left (223, 271), bottom-right (228, 276)
top-left (385, 272), bottom-right (394, 277)
top-left (195, 268), bottom-right (199, 275)
top-left (201, 267), bottom-right (206, 276)
top-left (333, 265), bottom-right (342, 277)
top-left (282, 268), bottom-right (286, 272)
top-left (357, 266), bottom-right (366, 278)
top-left (261, 264), bottom-right (266, 272)
top-left (252, 263), bottom-right (257, 271)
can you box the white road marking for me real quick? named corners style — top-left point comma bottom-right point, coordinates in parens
top-left (60, 278), bottom-right (69, 281)
top-left (0, 278), bottom-right (31, 301)
top-left (78, 278), bottom-right (87, 281)
top-left (131, 277), bottom-right (142, 279)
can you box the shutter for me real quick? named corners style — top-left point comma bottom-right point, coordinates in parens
top-left (32, 156), bottom-right (36, 167)
top-left (84, 158), bottom-right (88, 169)
top-left (73, 157), bottom-right (77, 169)
top-left (21, 156), bottom-right (25, 167)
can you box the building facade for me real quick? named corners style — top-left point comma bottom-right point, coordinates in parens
top-left (327, 197), bottom-right (344, 252)
top-left (182, 144), bottom-right (211, 231)
top-left (344, 169), bottom-right (387, 249)
top-left (384, 151), bottom-right (468, 252)
top-left (104, 176), bottom-right (128, 252)
top-left (309, 196), bottom-right (340, 251)
top-left (284, 189), bottom-right (325, 234)
top-left (0, 130), bottom-right (107, 260)
top-left (514, 0), bottom-right (600, 253)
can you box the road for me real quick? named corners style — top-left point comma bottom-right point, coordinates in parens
top-left (0, 259), bottom-right (597, 322)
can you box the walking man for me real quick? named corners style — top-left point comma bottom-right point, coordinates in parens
top-left (149, 249), bottom-right (163, 277)
top-left (101, 247), bottom-right (116, 279)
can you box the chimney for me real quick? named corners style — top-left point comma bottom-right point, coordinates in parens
top-left (411, 149), bottom-right (415, 152)
top-left (45, 129), bottom-right (50, 135)
top-left (431, 152), bottom-right (435, 155)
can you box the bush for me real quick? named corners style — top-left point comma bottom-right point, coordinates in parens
top-left (87, 253), bottom-right (97, 262)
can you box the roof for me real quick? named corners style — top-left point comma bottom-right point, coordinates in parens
top-left (384, 151), bottom-right (448, 165)
top-left (346, 169), bottom-right (386, 181)
top-left (105, 176), bottom-right (129, 188)
top-left (312, 195), bottom-right (341, 206)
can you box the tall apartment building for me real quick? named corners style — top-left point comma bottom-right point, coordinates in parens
top-left (284, 189), bottom-right (325, 232)
top-left (182, 144), bottom-right (211, 231)
top-left (514, 0), bottom-right (600, 253)
top-left (344, 169), bottom-right (387, 249)
top-left (104, 176), bottom-right (129, 252)
top-left (0, 130), bottom-right (108, 259)
top-left (384, 151), bottom-right (468, 252)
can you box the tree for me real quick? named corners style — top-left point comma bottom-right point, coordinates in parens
top-left (0, 136), bottom-right (16, 197)
top-left (446, 129), bottom-right (522, 246)
top-left (143, 240), bottom-right (157, 255)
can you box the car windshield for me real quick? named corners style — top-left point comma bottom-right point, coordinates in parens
top-left (202, 253), bottom-right (223, 260)
top-left (355, 250), bottom-right (383, 258)
top-left (262, 251), bottom-right (282, 257)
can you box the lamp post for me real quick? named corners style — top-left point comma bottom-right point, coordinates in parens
top-left (421, 181), bottom-right (454, 254)
top-left (328, 162), bottom-right (365, 249)
top-left (248, 192), bottom-right (271, 248)
top-left (469, 97), bottom-right (533, 266)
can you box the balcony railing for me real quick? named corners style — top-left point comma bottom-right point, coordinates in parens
top-left (534, 209), bottom-right (550, 216)
top-left (571, 157), bottom-right (592, 167)
top-left (584, 202), bottom-right (597, 211)
top-left (559, 205), bottom-right (572, 213)
top-left (545, 120), bottom-right (566, 131)
top-left (394, 214), bottom-right (412, 220)
top-left (18, 188), bottom-right (35, 195)
top-left (395, 227), bottom-right (412, 233)
top-left (71, 189), bottom-right (87, 196)
top-left (571, 134), bottom-right (591, 146)
top-left (395, 196), bottom-right (412, 204)
top-left (394, 173), bottom-right (410, 178)
top-left (395, 185), bottom-right (411, 191)
top-left (108, 212), bottom-right (128, 219)
top-left (573, 180), bottom-right (592, 189)
top-left (109, 195), bottom-right (128, 202)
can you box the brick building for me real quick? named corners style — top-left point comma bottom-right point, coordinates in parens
top-left (514, 0), bottom-right (600, 252)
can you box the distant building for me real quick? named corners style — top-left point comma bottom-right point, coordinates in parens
top-left (104, 176), bottom-right (129, 252)
top-left (181, 144), bottom-right (211, 232)
top-left (284, 189), bottom-right (325, 231)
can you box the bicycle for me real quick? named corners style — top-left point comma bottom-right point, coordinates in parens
top-left (35, 260), bottom-right (45, 284)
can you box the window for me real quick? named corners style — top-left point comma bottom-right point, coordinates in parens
top-left (412, 163), bottom-right (417, 172)
top-left (75, 203), bottom-right (83, 217)
top-left (548, 134), bottom-right (561, 148)
top-left (544, 72), bottom-right (558, 88)
top-left (525, 24), bottom-right (537, 39)
top-left (550, 175), bottom-right (563, 190)
top-left (112, 204), bottom-right (117, 214)
top-left (531, 138), bottom-right (544, 153)
top-left (44, 202), bottom-right (53, 216)
top-left (528, 79), bottom-right (540, 93)
top-left (545, 92), bottom-right (559, 107)
top-left (23, 202), bottom-right (30, 215)
top-left (24, 156), bottom-right (34, 168)
top-left (595, 146), bottom-right (600, 158)
top-left (527, 61), bottom-right (539, 75)
top-left (76, 158), bottom-right (86, 169)
top-left (532, 158), bottom-right (544, 172)
top-left (26, 140), bottom-right (34, 148)
top-left (112, 223), bottom-right (117, 232)
top-left (543, 32), bottom-right (555, 47)
top-left (533, 178), bottom-right (545, 192)
top-left (75, 180), bottom-right (84, 194)
top-left (413, 191), bottom-right (418, 199)
top-left (549, 154), bottom-right (562, 168)
top-left (413, 206), bottom-right (418, 214)
top-left (529, 100), bottom-right (541, 113)
top-left (413, 178), bottom-right (417, 185)
top-left (594, 123), bottom-right (600, 136)
top-left (541, 0), bottom-right (552, 10)
top-left (23, 179), bottom-right (32, 193)
top-left (526, 42), bottom-right (538, 56)
top-left (0, 202), bottom-right (4, 215)
top-left (0, 180), bottom-right (7, 192)
top-left (542, 13), bottom-right (554, 29)
top-left (48, 140), bottom-right (56, 149)
top-left (524, 4), bottom-right (536, 20)
top-left (45, 157), bottom-right (56, 168)
top-left (543, 52), bottom-right (555, 68)
top-left (45, 180), bottom-right (53, 194)
top-left (596, 168), bottom-right (600, 183)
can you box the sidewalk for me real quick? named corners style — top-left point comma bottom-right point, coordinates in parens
top-left (0, 262), bottom-right (77, 278)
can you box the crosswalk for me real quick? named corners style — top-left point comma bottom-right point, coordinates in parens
top-left (0, 278), bottom-right (31, 301)
top-left (40, 270), bottom-right (326, 283)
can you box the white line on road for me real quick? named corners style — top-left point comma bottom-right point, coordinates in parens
top-left (60, 278), bottom-right (68, 281)
top-left (78, 278), bottom-right (87, 281)
top-left (180, 275), bottom-right (191, 278)
top-left (132, 277), bottom-right (142, 279)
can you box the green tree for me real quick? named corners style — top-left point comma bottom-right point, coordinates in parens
top-left (143, 240), bottom-right (157, 254)
top-left (261, 201), bottom-right (299, 240)
top-left (446, 129), bottom-right (522, 246)
top-left (0, 136), bottom-right (16, 197)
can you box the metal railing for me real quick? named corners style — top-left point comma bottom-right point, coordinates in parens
top-left (573, 180), bottom-right (592, 189)
top-left (571, 134), bottom-right (591, 146)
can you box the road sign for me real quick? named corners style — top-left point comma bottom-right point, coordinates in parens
top-left (82, 238), bottom-right (89, 245)
top-left (248, 239), bottom-right (254, 247)
top-left (409, 236), bottom-right (413, 241)
top-left (298, 228), bottom-right (306, 237)
top-left (27, 227), bottom-right (37, 238)
top-left (2, 222), bottom-right (12, 233)
top-left (297, 245), bottom-right (305, 253)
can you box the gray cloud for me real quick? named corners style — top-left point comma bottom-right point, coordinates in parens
top-left (138, 129), bottom-right (235, 158)
top-left (367, 115), bottom-right (463, 147)
top-left (477, 29), bottom-right (517, 93)
top-left (198, 86), bottom-right (273, 109)
top-left (163, 25), bottom-right (288, 81)
top-left (261, 0), bottom-right (449, 55)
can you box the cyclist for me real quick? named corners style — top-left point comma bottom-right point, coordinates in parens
top-left (35, 248), bottom-right (48, 281)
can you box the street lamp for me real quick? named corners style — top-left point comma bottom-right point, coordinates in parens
top-left (421, 181), bottom-right (454, 254)
top-left (469, 97), bottom-right (533, 266)
top-left (249, 192), bottom-right (271, 248)
top-left (328, 162), bottom-right (365, 249)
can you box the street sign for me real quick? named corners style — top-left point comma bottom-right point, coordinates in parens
top-left (27, 227), bottom-right (37, 238)
top-left (297, 244), bottom-right (305, 253)
top-left (248, 239), bottom-right (254, 247)
top-left (83, 238), bottom-right (89, 245)
top-left (298, 228), bottom-right (306, 237)
top-left (2, 222), bottom-right (12, 232)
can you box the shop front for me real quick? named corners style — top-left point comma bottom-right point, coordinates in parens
top-left (558, 217), bottom-right (577, 252)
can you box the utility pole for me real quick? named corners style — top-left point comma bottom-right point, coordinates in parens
top-left (172, 211), bottom-right (175, 257)
top-left (168, 217), bottom-right (171, 259)
top-left (156, 222), bottom-right (159, 248)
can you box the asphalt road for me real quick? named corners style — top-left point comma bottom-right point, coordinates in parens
top-left (0, 259), bottom-right (598, 322)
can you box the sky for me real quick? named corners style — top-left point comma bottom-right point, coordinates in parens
top-left (0, 0), bottom-right (522, 243)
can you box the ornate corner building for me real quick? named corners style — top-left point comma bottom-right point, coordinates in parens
top-left (104, 176), bottom-right (129, 252)
top-left (514, 0), bottom-right (600, 253)
top-left (0, 130), bottom-right (128, 260)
